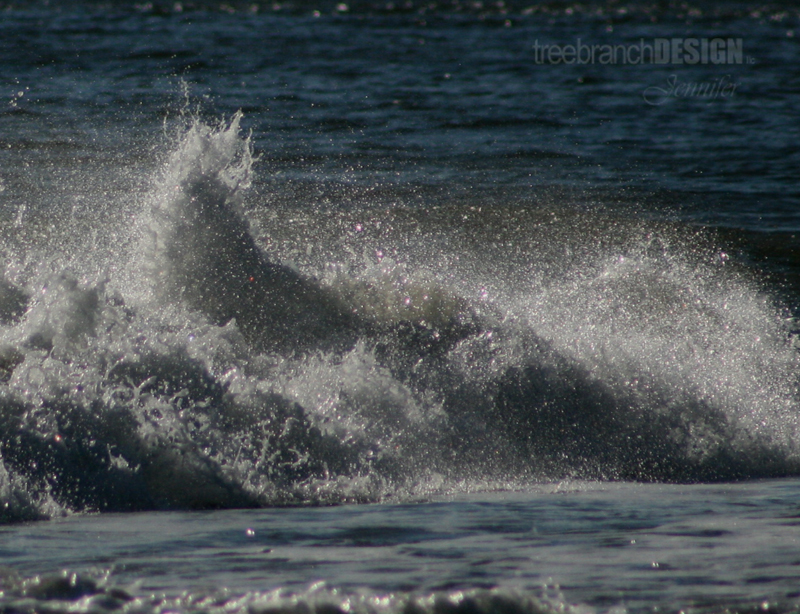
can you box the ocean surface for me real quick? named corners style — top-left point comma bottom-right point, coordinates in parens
top-left (1, 1), bottom-right (800, 612)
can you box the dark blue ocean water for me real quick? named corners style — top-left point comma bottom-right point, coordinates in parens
top-left (1, 2), bottom-right (800, 613)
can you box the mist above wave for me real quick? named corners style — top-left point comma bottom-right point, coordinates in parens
top-left (0, 112), bottom-right (799, 522)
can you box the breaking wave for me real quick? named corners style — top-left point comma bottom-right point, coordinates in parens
top-left (1, 112), bottom-right (799, 522)
top-left (0, 569), bottom-right (587, 614)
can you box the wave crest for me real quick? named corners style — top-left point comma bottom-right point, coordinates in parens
top-left (0, 112), bottom-right (799, 520)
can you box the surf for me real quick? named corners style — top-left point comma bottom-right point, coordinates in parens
top-left (143, 112), bottom-right (477, 360)
top-left (1, 110), bottom-right (800, 521)
top-left (140, 112), bottom-right (800, 482)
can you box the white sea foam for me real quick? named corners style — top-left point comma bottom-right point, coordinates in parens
top-left (0, 112), bottom-right (799, 521)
